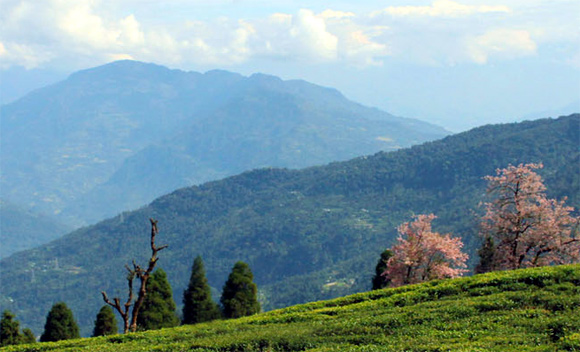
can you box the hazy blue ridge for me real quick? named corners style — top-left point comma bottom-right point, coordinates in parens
top-left (0, 200), bottom-right (72, 259)
top-left (0, 60), bottom-right (449, 235)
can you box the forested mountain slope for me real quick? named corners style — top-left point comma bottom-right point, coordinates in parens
top-left (0, 114), bottom-right (577, 336)
top-left (0, 60), bottom-right (447, 234)
top-left (0, 200), bottom-right (72, 259)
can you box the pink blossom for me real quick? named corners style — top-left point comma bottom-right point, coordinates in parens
top-left (385, 214), bottom-right (468, 287)
top-left (480, 163), bottom-right (579, 270)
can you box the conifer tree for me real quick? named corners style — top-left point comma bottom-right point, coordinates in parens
top-left (40, 302), bottom-right (80, 342)
top-left (182, 256), bottom-right (221, 324)
top-left (474, 236), bottom-right (496, 274)
top-left (21, 328), bottom-right (36, 344)
top-left (220, 261), bottom-right (260, 319)
top-left (371, 249), bottom-right (393, 290)
top-left (136, 268), bottom-right (179, 330)
top-left (0, 310), bottom-right (21, 347)
top-left (93, 305), bottom-right (118, 337)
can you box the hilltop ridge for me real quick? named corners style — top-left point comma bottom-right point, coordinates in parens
top-left (0, 114), bottom-right (577, 336)
top-left (0, 60), bottom-right (448, 239)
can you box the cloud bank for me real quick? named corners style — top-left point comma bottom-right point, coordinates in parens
top-left (0, 0), bottom-right (577, 70)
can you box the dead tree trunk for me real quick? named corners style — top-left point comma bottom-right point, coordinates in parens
top-left (101, 218), bottom-right (168, 333)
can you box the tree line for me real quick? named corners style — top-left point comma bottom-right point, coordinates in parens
top-left (2, 162), bottom-right (578, 346)
top-left (1, 233), bottom-right (260, 345)
top-left (372, 162), bottom-right (579, 289)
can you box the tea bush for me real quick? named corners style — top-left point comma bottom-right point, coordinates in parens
top-left (2, 265), bottom-right (579, 352)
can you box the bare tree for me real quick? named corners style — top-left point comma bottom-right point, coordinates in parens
top-left (101, 218), bottom-right (168, 333)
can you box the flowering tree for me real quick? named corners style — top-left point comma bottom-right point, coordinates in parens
top-left (480, 163), bottom-right (579, 270)
top-left (384, 214), bottom-right (468, 287)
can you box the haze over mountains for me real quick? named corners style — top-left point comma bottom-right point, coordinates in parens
top-left (0, 60), bottom-right (448, 257)
top-left (0, 200), bottom-right (73, 258)
top-left (1, 114), bottom-right (577, 336)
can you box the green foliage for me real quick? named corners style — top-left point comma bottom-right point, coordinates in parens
top-left (2, 265), bottom-right (579, 352)
top-left (0, 311), bottom-right (21, 347)
top-left (0, 311), bottom-right (35, 347)
top-left (221, 262), bottom-right (260, 319)
top-left (92, 306), bottom-right (117, 337)
top-left (39, 302), bottom-right (79, 342)
top-left (136, 268), bottom-right (179, 331)
top-left (371, 249), bottom-right (393, 290)
top-left (1, 115), bottom-right (578, 336)
top-left (182, 256), bottom-right (221, 325)
top-left (560, 332), bottom-right (580, 351)
top-left (0, 200), bottom-right (72, 259)
top-left (475, 236), bottom-right (495, 274)
top-left (19, 329), bottom-right (35, 344)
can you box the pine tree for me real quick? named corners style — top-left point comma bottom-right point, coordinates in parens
top-left (182, 256), bottom-right (221, 324)
top-left (21, 328), bottom-right (36, 344)
top-left (93, 305), bottom-right (118, 337)
top-left (220, 261), bottom-right (260, 319)
top-left (474, 236), bottom-right (496, 274)
top-left (40, 302), bottom-right (80, 342)
top-left (0, 310), bottom-right (21, 347)
top-left (136, 268), bottom-right (179, 330)
top-left (371, 249), bottom-right (393, 290)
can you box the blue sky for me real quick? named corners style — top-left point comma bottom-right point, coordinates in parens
top-left (1, 0), bottom-right (579, 131)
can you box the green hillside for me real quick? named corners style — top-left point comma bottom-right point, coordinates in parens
top-left (0, 114), bottom-right (578, 336)
top-left (3, 265), bottom-right (579, 351)
top-left (0, 200), bottom-right (72, 259)
top-left (1, 60), bottom-right (447, 229)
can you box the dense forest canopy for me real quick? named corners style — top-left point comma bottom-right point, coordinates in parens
top-left (0, 114), bottom-right (577, 336)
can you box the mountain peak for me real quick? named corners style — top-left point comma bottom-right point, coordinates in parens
top-left (68, 60), bottom-right (180, 82)
top-left (1, 59), bottom-right (448, 231)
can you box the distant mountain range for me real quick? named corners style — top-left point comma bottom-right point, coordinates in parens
top-left (0, 114), bottom-right (577, 336)
top-left (0, 60), bottom-right (448, 255)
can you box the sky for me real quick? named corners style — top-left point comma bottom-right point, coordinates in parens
top-left (0, 0), bottom-right (579, 131)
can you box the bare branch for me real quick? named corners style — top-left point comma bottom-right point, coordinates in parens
top-left (100, 218), bottom-right (168, 333)
top-left (128, 218), bottom-right (168, 333)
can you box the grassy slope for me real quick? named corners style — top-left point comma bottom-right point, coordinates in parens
top-left (3, 265), bottom-right (580, 352)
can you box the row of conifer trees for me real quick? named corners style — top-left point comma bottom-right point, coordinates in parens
top-left (95, 257), bottom-right (260, 336)
top-left (0, 257), bottom-right (259, 345)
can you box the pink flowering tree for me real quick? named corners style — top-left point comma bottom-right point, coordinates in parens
top-left (384, 214), bottom-right (468, 287)
top-left (480, 163), bottom-right (579, 270)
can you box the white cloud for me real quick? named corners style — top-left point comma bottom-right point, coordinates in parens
top-left (0, 42), bottom-right (55, 69)
top-left (108, 53), bottom-right (135, 61)
top-left (0, 0), bottom-right (577, 70)
top-left (373, 0), bottom-right (510, 18)
top-left (119, 15), bottom-right (145, 46)
top-left (320, 10), bottom-right (356, 20)
top-left (466, 29), bottom-right (537, 64)
top-left (289, 9), bottom-right (339, 61)
top-left (0, 1), bottom-right (389, 69)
